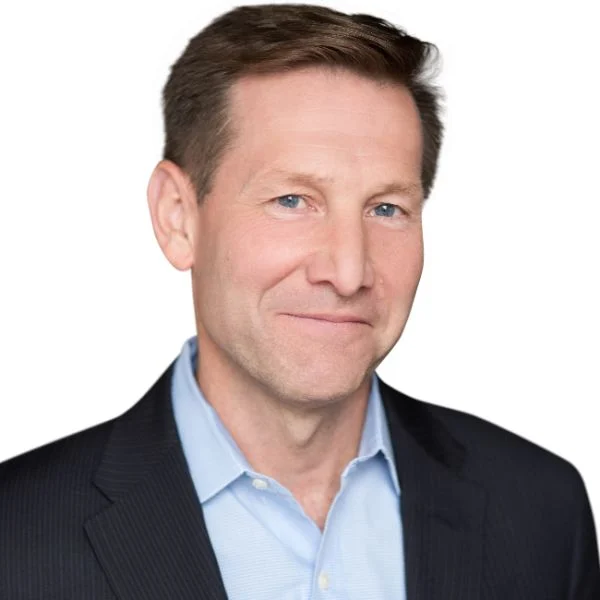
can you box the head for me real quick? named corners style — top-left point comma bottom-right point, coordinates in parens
top-left (148, 4), bottom-right (444, 407)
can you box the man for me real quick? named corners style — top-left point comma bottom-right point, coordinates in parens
top-left (1, 3), bottom-right (598, 599)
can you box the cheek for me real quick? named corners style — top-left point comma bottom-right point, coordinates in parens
top-left (373, 230), bottom-right (424, 303)
top-left (400, 241), bottom-right (424, 293)
top-left (375, 222), bottom-right (423, 264)
top-left (219, 220), bottom-right (299, 294)
top-left (400, 237), bottom-right (424, 283)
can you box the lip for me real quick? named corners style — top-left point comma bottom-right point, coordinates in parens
top-left (284, 312), bottom-right (370, 325)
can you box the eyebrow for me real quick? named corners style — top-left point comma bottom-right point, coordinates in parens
top-left (247, 168), bottom-right (423, 202)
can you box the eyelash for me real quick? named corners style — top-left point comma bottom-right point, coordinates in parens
top-left (272, 194), bottom-right (407, 218)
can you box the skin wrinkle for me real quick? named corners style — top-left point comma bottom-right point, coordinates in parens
top-left (148, 67), bottom-right (424, 529)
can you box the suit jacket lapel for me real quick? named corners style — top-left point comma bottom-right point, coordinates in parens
top-left (84, 362), bottom-right (229, 600)
top-left (378, 376), bottom-right (487, 600)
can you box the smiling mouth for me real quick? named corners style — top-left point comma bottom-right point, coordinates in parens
top-left (284, 312), bottom-right (370, 325)
top-left (283, 313), bottom-right (370, 332)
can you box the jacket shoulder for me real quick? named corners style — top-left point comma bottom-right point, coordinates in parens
top-left (406, 394), bottom-right (600, 595)
top-left (413, 394), bottom-right (590, 510)
top-left (0, 415), bottom-right (116, 495)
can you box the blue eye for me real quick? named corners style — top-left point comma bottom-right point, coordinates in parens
top-left (373, 203), bottom-right (401, 218)
top-left (276, 194), bottom-right (304, 209)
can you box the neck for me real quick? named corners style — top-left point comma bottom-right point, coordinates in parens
top-left (195, 344), bottom-right (371, 519)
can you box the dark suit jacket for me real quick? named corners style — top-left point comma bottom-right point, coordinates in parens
top-left (1, 360), bottom-right (598, 599)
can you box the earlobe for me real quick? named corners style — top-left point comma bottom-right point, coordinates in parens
top-left (146, 160), bottom-right (196, 271)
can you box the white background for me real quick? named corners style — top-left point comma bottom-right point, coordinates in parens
top-left (1, 0), bottom-right (598, 536)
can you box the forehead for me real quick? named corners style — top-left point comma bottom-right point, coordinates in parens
top-left (227, 67), bottom-right (422, 156)
top-left (212, 67), bottom-right (423, 200)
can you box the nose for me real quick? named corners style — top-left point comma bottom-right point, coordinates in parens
top-left (305, 213), bottom-right (375, 297)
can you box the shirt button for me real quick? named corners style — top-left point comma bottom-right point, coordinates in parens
top-left (252, 478), bottom-right (268, 490)
top-left (318, 571), bottom-right (329, 590)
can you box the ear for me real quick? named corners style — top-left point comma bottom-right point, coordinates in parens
top-left (147, 160), bottom-right (198, 271)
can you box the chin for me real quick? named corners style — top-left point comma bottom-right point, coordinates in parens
top-left (267, 367), bottom-right (371, 407)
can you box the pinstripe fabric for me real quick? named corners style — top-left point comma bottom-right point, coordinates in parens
top-left (1, 360), bottom-right (599, 599)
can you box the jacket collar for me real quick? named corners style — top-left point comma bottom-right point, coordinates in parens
top-left (84, 362), bottom-right (486, 600)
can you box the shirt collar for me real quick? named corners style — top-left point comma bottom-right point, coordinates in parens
top-left (171, 335), bottom-right (400, 503)
top-left (359, 368), bottom-right (401, 495)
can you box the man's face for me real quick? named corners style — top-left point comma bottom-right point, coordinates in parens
top-left (192, 67), bottom-right (424, 407)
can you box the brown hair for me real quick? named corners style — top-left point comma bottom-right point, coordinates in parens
top-left (162, 4), bottom-right (444, 203)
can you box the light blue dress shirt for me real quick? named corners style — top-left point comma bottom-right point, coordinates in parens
top-left (171, 335), bottom-right (406, 599)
